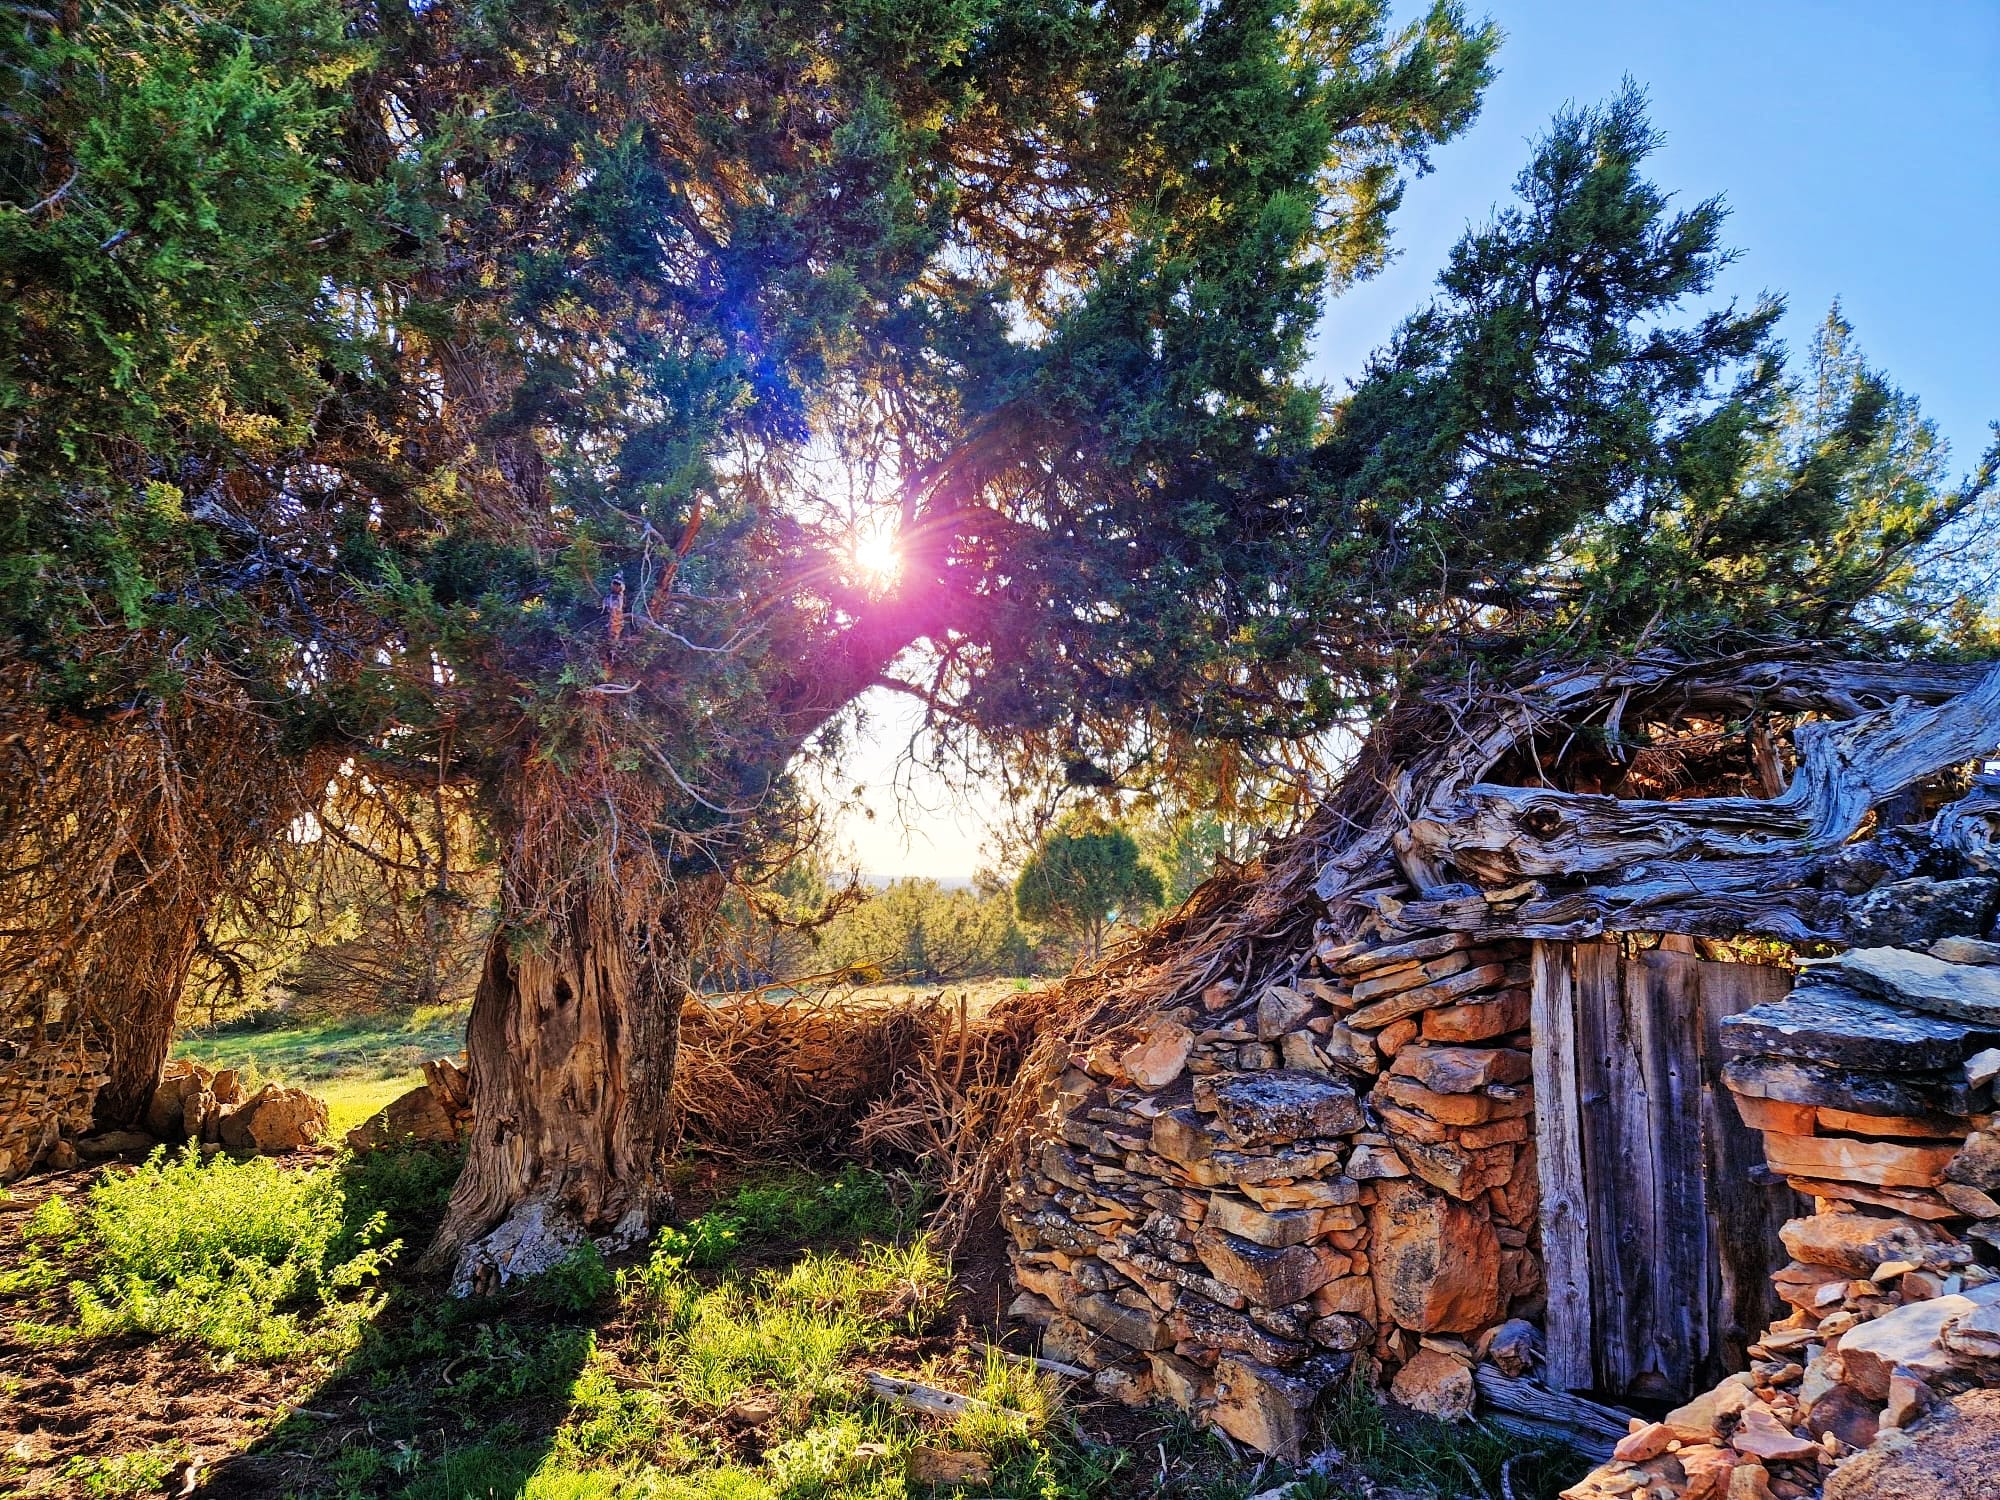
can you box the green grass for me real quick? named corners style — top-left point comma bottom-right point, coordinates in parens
top-left (6, 1152), bottom-right (1568, 1500)
top-left (174, 1001), bottom-right (472, 1135)
top-left (177, 1002), bottom-right (470, 1087)
top-left (481, 1222), bottom-right (1099, 1500)
top-left (58, 1148), bottom-right (397, 1363)
top-left (659, 1168), bottom-right (930, 1269)
top-left (321, 1073), bottom-right (428, 1136)
top-left (323, 1164), bottom-right (1112, 1500)
top-left (1308, 1377), bottom-right (1581, 1500)
top-left (65, 1442), bottom-right (187, 1497)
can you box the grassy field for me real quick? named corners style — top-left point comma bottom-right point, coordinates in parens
top-left (174, 1002), bottom-right (474, 1136)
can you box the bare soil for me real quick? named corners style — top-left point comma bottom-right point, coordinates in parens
top-left (0, 1160), bottom-right (328, 1496)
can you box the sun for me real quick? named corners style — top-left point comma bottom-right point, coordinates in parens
top-left (847, 520), bottom-right (903, 587)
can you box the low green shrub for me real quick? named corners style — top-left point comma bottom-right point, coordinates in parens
top-left (69, 1148), bottom-right (393, 1362)
top-left (66, 1443), bottom-right (186, 1497)
top-left (22, 1193), bottom-right (78, 1243)
top-left (537, 1241), bottom-right (615, 1313)
top-left (663, 1168), bottom-right (927, 1269)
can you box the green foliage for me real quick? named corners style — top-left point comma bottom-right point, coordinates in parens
top-left (1136, 809), bottom-right (1280, 908)
top-left (1015, 814), bottom-right (1166, 959)
top-left (708, 862), bottom-right (1040, 990)
top-left (632, 1235), bottom-right (949, 1404)
top-left (66, 1148), bottom-right (393, 1361)
top-left (818, 881), bottom-right (1037, 986)
top-left (1310, 1380), bottom-right (1579, 1500)
top-left (0, 0), bottom-right (379, 675)
top-left (538, 1243), bottom-right (617, 1314)
top-left (655, 1168), bottom-right (926, 1270)
top-left (340, 1142), bottom-right (464, 1239)
top-left (65, 1443), bottom-right (187, 1498)
top-left (22, 1194), bottom-right (78, 1244)
top-left (1318, 87), bottom-right (1998, 662)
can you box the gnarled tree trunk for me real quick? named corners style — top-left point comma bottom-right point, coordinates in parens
top-left (88, 880), bottom-right (209, 1128)
top-left (82, 741), bottom-right (337, 1130)
top-left (428, 870), bottom-right (719, 1293)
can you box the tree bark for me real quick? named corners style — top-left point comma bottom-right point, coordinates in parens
top-left (427, 872), bottom-right (718, 1293)
top-left (81, 742), bottom-right (336, 1130)
top-left (88, 882), bottom-right (208, 1128)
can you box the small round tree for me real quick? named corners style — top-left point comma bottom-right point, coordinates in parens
top-left (1015, 816), bottom-right (1166, 962)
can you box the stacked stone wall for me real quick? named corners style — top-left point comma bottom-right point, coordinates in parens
top-left (0, 1033), bottom-right (107, 1181)
top-left (1002, 930), bottom-right (1545, 1456)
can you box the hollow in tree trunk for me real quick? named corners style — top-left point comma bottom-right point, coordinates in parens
top-left (426, 873), bottom-right (717, 1293)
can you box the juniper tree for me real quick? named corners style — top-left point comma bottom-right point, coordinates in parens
top-left (1312, 89), bottom-right (1998, 661)
top-left (0, 0), bottom-right (383, 1123)
top-left (8, 5), bottom-right (1992, 1286)
top-left (305, 0), bottom-right (1500, 1282)
top-left (1016, 814), bottom-right (1166, 961)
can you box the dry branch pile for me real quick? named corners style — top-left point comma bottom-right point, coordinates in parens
top-left (673, 990), bottom-right (1052, 1177)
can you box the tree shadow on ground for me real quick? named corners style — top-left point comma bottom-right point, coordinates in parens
top-left (192, 1143), bottom-right (601, 1500)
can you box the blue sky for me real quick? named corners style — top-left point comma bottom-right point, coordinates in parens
top-left (1314, 1), bottom-right (1999, 466)
top-left (836, 0), bottom-right (2000, 878)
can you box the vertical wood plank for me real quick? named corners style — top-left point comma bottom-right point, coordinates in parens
top-left (1696, 959), bottom-right (1806, 1382)
top-left (1575, 939), bottom-right (1649, 1396)
top-left (1530, 940), bottom-right (1593, 1392)
top-left (1636, 949), bottom-right (1712, 1399)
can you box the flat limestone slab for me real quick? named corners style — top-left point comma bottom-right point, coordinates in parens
top-left (1723, 1055), bottom-right (1975, 1118)
top-left (1837, 946), bottom-right (2000, 1026)
top-left (1719, 982), bottom-right (1989, 1070)
top-left (1208, 1070), bottom-right (1364, 1147)
top-left (1761, 1131), bottom-right (1958, 1189)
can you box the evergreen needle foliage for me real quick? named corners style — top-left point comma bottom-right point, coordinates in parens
top-left (3, 0), bottom-right (1992, 1265)
top-left (1015, 814), bottom-right (1166, 960)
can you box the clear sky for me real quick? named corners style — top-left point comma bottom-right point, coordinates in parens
top-left (830, 0), bottom-right (2000, 880)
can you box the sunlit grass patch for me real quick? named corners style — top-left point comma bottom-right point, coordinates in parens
top-left (320, 1071), bottom-right (425, 1135)
top-left (64, 1441), bottom-right (187, 1497)
top-left (573, 1218), bottom-right (1106, 1500)
top-left (659, 1166), bottom-right (930, 1270)
top-left (630, 1234), bottom-right (949, 1417)
top-left (64, 1148), bottom-right (393, 1362)
top-left (176, 1002), bottom-right (470, 1094)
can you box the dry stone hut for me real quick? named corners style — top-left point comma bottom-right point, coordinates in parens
top-left (1000, 652), bottom-right (2000, 1496)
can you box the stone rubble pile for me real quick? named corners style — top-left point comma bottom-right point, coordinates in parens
top-left (0, 1034), bottom-right (108, 1181)
top-left (1559, 1210), bottom-right (2000, 1500)
top-left (1561, 939), bottom-right (2000, 1500)
top-left (346, 1054), bottom-right (473, 1151)
top-left (1004, 932), bottom-right (1544, 1457)
top-left (2, 1044), bottom-right (334, 1180)
top-left (1721, 943), bottom-right (2000, 1253)
top-left (139, 1056), bottom-right (329, 1154)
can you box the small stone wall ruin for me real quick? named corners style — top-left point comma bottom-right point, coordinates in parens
top-left (0, 1030), bottom-right (107, 1180)
top-left (1004, 929), bottom-right (1543, 1458)
top-left (1000, 655), bottom-right (2000, 1499)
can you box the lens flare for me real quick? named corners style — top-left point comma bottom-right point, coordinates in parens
top-left (848, 522), bottom-right (902, 586)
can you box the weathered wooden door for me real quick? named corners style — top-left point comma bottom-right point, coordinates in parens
top-left (1532, 939), bottom-right (1804, 1402)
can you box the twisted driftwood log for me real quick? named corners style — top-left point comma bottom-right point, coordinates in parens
top-left (1381, 658), bottom-right (2000, 942)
